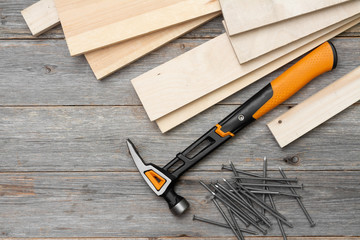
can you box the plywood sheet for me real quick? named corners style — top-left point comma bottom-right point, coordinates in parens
top-left (54, 0), bottom-right (221, 56)
top-left (268, 66), bottom-right (360, 148)
top-left (220, 0), bottom-right (350, 36)
top-left (21, 0), bottom-right (60, 36)
top-left (228, 0), bottom-right (360, 63)
top-left (85, 13), bottom-right (220, 80)
top-left (155, 17), bottom-right (360, 133)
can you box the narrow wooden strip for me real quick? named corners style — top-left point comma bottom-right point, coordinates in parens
top-left (155, 17), bottom-right (360, 133)
top-left (85, 13), bottom-right (220, 80)
top-left (268, 66), bottom-right (360, 148)
top-left (54, 0), bottom-right (221, 56)
top-left (21, 0), bottom-right (60, 36)
top-left (220, 0), bottom-right (350, 36)
top-left (228, 0), bottom-right (360, 64)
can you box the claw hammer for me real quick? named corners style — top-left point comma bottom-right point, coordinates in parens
top-left (127, 42), bottom-right (337, 215)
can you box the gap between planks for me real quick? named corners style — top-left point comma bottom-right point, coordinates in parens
top-left (0, 237), bottom-right (359, 239)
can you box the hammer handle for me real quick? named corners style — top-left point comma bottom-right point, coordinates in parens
top-left (164, 42), bottom-right (337, 179)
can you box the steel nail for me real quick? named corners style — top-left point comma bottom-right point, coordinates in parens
top-left (234, 176), bottom-right (298, 182)
top-left (250, 190), bottom-right (302, 198)
top-left (213, 184), bottom-right (258, 227)
top-left (192, 215), bottom-right (258, 235)
top-left (217, 181), bottom-right (271, 226)
top-left (279, 167), bottom-right (316, 227)
top-left (222, 179), bottom-right (272, 226)
top-left (237, 182), bottom-right (303, 189)
top-left (222, 165), bottom-right (263, 178)
top-left (268, 194), bottom-right (288, 240)
top-left (236, 182), bottom-right (293, 228)
top-left (227, 206), bottom-right (245, 240)
top-left (231, 207), bottom-right (268, 235)
top-left (212, 199), bottom-right (244, 240)
top-left (262, 157), bottom-right (267, 215)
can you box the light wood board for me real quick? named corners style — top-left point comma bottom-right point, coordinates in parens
top-left (228, 0), bottom-right (360, 63)
top-left (156, 17), bottom-right (360, 133)
top-left (132, 14), bottom-right (360, 122)
top-left (268, 66), bottom-right (360, 148)
top-left (220, 0), bottom-right (350, 36)
top-left (54, 0), bottom-right (221, 56)
top-left (21, 0), bottom-right (60, 36)
top-left (21, 0), bottom-right (218, 79)
top-left (85, 13), bottom-right (220, 80)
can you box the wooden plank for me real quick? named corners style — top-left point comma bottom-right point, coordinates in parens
top-left (0, 105), bottom-right (359, 172)
top-left (156, 16), bottom-right (360, 132)
top-left (1, 1), bottom-right (359, 39)
top-left (228, 0), bottom-right (360, 64)
top-left (21, 0), bottom-right (59, 36)
top-left (20, 0), bottom-right (218, 79)
top-left (85, 13), bottom-right (220, 80)
top-left (0, 171), bottom-right (359, 237)
top-left (54, 0), bottom-right (221, 56)
top-left (132, 16), bottom-right (360, 122)
top-left (220, 0), bottom-right (350, 36)
top-left (268, 66), bottom-right (360, 148)
top-left (0, 39), bottom-right (358, 107)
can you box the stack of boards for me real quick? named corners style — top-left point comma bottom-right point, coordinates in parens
top-left (21, 0), bottom-right (222, 79)
top-left (131, 0), bottom-right (360, 135)
top-left (22, 0), bottom-right (360, 145)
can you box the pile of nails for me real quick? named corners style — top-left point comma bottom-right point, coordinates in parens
top-left (193, 157), bottom-right (315, 240)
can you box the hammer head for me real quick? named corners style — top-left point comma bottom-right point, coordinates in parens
top-left (126, 139), bottom-right (189, 215)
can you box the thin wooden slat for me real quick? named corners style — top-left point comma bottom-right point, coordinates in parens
top-left (85, 13), bottom-right (220, 80)
top-left (268, 66), bottom-right (360, 148)
top-left (21, 0), bottom-right (60, 36)
top-left (227, 0), bottom-right (360, 64)
top-left (21, 0), bottom-right (218, 79)
top-left (132, 16), bottom-right (360, 123)
top-left (54, 0), bottom-right (221, 56)
top-left (155, 17), bottom-right (360, 132)
top-left (220, 0), bottom-right (350, 36)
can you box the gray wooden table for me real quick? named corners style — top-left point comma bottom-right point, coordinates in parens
top-left (1, 1), bottom-right (360, 239)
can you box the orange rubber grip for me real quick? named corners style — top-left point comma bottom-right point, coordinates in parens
top-left (253, 42), bottom-right (336, 120)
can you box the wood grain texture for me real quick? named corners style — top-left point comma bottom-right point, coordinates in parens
top-left (220, 0), bottom-right (350, 36)
top-left (268, 66), bottom-right (360, 148)
top-left (1, 0), bottom-right (359, 39)
top-left (20, 0), bottom-right (218, 79)
top-left (54, 0), bottom-right (221, 56)
top-left (0, 105), bottom-right (359, 172)
top-left (0, 171), bottom-right (359, 237)
top-left (156, 17), bottom-right (360, 133)
top-left (85, 13), bottom-right (219, 80)
top-left (1, 2), bottom-right (360, 238)
top-left (229, 0), bottom-right (360, 63)
top-left (227, 15), bottom-right (360, 65)
top-left (0, 39), bottom-right (358, 107)
top-left (132, 17), bottom-right (359, 124)
top-left (21, 0), bottom-right (59, 36)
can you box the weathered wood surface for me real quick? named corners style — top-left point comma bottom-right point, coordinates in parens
top-left (0, 0), bottom-right (360, 239)
top-left (0, 105), bottom-right (359, 172)
top-left (0, 171), bottom-right (359, 237)
top-left (0, 1), bottom-right (360, 39)
top-left (0, 38), bottom-right (359, 106)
